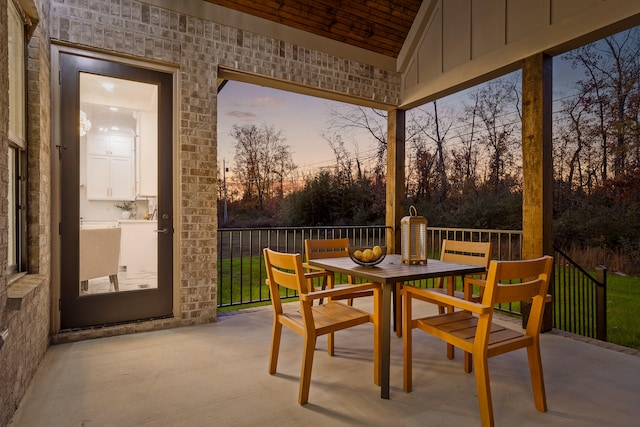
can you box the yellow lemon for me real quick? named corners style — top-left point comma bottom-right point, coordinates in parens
top-left (372, 245), bottom-right (383, 258)
top-left (362, 249), bottom-right (374, 262)
top-left (353, 250), bottom-right (364, 261)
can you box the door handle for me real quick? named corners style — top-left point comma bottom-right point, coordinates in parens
top-left (154, 228), bottom-right (168, 233)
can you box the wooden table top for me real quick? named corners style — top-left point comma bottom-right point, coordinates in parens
top-left (308, 254), bottom-right (486, 284)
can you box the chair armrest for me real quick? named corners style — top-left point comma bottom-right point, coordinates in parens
top-left (303, 270), bottom-right (331, 281)
top-left (302, 262), bottom-right (324, 273)
top-left (464, 277), bottom-right (486, 288)
top-left (404, 285), bottom-right (490, 315)
top-left (300, 282), bottom-right (380, 301)
top-left (463, 277), bottom-right (486, 300)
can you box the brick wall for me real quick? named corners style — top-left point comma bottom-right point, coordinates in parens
top-left (49, 0), bottom-right (400, 326)
top-left (0, 0), bottom-right (8, 293)
top-left (0, 277), bottom-right (48, 427)
top-left (27, 0), bottom-right (52, 277)
top-left (0, 0), bottom-right (51, 425)
top-left (0, 2), bottom-right (10, 421)
top-left (0, 0), bottom-right (401, 423)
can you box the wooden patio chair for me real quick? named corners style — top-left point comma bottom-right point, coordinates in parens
top-left (304, 238), bottom-right (376, 306)
top-left (395, 240), bottom-right (492, 338)
top-left (263, 248), bottom-right (381, 405)
top-left (403, 255), bottom-right (554, 427)
top-left (433, 239), bottom-right (492, 305)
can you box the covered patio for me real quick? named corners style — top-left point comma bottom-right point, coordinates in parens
top-left (3, 1), bottom-right (640, 426)
top-left (10, 298), bottom-right (640, 426)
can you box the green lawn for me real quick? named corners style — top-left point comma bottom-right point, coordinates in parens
top-left (217, 255), bottom-right (297, 312)
top-left (217, 256), bottom-right (640, 349)
top-left (606, 273), bottom-right (640, 349)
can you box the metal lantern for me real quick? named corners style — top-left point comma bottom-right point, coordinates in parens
top-left (401, 206), bottom-right (428, 264)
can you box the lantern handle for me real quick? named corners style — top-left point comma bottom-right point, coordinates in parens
top-left (409, 205), bottom-right (418, 216)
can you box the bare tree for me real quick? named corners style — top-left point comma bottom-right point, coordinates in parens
top-left (321, 131), bottom-right (356, 183)
top-left (471, 78), bottom-right (520, 192)
top-left (411, 100), bottom-right (455, 201)
top-left (451, 93), bottom-right (482, 193)
top-left (557, 95), bottom-right (593, 192)
top-left (629, 90), bottom-right (640, 169)
top-left (566, 28), bottom-right (640, 180)
top-left (231, 124), bottom-right (296, 209)
top-left (326, 104), bottom-right (388, 173)
top-left (412, 145), bottom-right (436, 201)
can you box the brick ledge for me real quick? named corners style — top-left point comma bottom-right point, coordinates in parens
top-left (7, 274), bottom-right (47, 310)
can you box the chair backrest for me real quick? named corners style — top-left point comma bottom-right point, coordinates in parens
top-left (482, 256), bottom-right (554, 333)
top-left (264, 248), bottom-right (308, 294)
top-left (264, 248), bottom-right (312, 312)
top-left (440, 239), bottom-right (492, 268)
top-left (304, 238), bottom-right (349, 261)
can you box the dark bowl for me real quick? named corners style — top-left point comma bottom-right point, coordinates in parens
top-left (348, 246), bottom-right (386, 267)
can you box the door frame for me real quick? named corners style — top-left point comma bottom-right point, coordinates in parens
top-left (50, 45), bottom-right (180, 333)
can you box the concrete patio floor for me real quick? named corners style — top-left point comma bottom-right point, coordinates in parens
top-left (9, 298), bottom-right (640, 427)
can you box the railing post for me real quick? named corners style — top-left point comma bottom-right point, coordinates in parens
top-left (595, 265), bottom-right (607, 341)
top-left (541, 263), bottom-right (554, 332)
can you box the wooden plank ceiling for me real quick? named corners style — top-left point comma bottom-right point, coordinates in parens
top-left (204, 0), bottom-right (423, 58)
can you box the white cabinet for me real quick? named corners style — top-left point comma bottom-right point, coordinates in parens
top-left (86, 133), bottom-right (135, 200)
top-left (119, 220), bottom-right (157, 274)
top-left (137, 111), bottom-right (158, 197)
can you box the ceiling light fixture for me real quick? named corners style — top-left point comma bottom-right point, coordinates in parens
top-left (101, 82), bottom-right (115, 92)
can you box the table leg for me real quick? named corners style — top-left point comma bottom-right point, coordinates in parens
top-left (446, 275), bottom-right (455, 359)
top-left (380, 282), bottom-right (391, 399)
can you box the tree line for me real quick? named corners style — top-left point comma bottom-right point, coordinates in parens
top-left (218, 29), bottom-right (640, 271)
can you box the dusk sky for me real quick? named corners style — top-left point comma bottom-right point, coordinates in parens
top-left (217, 80), bottom-right (376, 174)
top-left (217, 54), bottom-right (581, 178)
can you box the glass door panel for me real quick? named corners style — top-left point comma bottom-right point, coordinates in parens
top-left (79, 73), bottom-right (159, 296)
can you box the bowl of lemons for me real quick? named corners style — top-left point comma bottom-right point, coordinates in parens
top-left (348, 245), bottom-right (386, 267)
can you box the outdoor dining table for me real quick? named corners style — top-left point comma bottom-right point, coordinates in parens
top-left (308, 253), bottom-right (487, 399)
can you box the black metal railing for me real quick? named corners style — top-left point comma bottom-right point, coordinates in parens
top-left (216, 226), bottom-right (608, 343)
top-left (217, 225), bottom-right (388, 308)
top-left (401, 227), bottom-right (524, 315)
top-left (553, 245), bottom-right (607, 341)
top-left (216, 225), bottom-right (522, 308)
top-left (427, 227), bottom-right (523, 261)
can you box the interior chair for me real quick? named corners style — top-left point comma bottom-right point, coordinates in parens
top-left (263, 248), bottom-right (381, 405)
top-left (79, 227), bottom-right (122, 292)
top-left (395, 240), bottom-right (492, 338)
top-left (403, 256), bottom-right (554, 427)
top-left (304, 238), bottom-right (376, 305)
